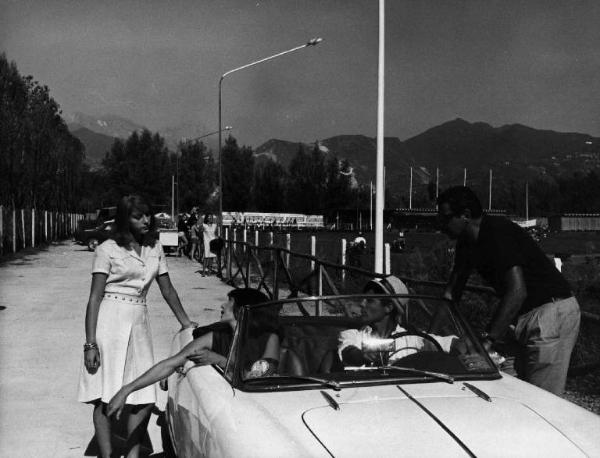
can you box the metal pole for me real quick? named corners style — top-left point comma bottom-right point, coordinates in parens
top-left (463, 168), bottom-right (467, 186)
top-left (409, 167), bottom-right (413, 209)
top-left (488, 169), bottom-right (492, 211)
top-left (374, 0), bottom-right (385, 274)
top-left (218, 77), bottom-right (224, 232)
top-left (525, 181), bottom-right (529, 220)
top-left (370, 180), bottom-right (373, 231)
top-left (171, 175), bottom-right (175, 221)
top-left (217, 38), bottom-right (322, 235)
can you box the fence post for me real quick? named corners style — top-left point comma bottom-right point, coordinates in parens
top-left (269, 232), bottom-right (274, 262)
top-left (316, 263), bottom-right (323, 315)
top-left (254, 230), bottom-right (259, 247)
top-left (385, 243), bottom-right (391, 275)
top-left (12, 209), bottom-right (16, 252)
top-left (285, 233), bottom-right (291, 268)
top-left (310, 235), bottom-right (316, 271)
top-left (243, 228), bottom-right (247, 253)
top-left (341, 238), bottom-right (347, 285)
top-left (31, 209), bottom-right (35, 247)
top-left (21, 209), bottom-right (25, 249)
top-left (44, 211), bottom-right (48, 243)
top-left (224, 227), bottom-right (229, 241)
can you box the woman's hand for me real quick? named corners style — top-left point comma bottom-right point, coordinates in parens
top-left (187, 349), bottom-right (224, 366)
top-left (107, 388), bottom-right (129, 420)
top-left (180, 320), bottom-right (198, 331)
top-left (84, 348), bottom-right (100, 374)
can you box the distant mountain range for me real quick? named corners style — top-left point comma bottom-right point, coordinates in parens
top-left (69, 113), bottom-right (600, 200)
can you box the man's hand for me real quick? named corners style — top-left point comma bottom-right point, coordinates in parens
top-left (107, 388), bottom-right (129, 420)
top-left (187, 349), bottom-right (223, 366)
top-left (84, 348), bottom-right (100, 374)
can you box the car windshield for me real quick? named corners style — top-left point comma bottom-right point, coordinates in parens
top-left (230, 294), bottom-right (499, 391)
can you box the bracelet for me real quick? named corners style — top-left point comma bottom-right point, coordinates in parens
top-left (84, 342), bottom-right (98, 351)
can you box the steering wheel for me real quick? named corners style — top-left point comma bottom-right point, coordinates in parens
top-left (388, 330), bottom-right (444, 359)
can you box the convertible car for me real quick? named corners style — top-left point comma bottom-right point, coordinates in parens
top-left (165, 294), bottom-right (600, 457)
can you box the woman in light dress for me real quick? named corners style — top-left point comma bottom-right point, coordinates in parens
top-left (78, 195), bottom-right (196, 458)
top-left (201, 214), bottom-right (217, 276)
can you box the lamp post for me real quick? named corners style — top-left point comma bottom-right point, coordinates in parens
top-left (374, 0), bottom-right (385, 273)
top-left (218, 37), bottom-right (323, 232)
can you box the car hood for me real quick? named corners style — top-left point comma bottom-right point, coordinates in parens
top-left (301, 385), bottom-right (586, 457)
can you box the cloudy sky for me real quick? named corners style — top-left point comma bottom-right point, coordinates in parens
top-left (2, 0), bottom-right (600, 146)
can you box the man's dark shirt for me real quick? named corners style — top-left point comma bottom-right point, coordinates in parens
top-left (456, 215), bottom-right (571, 316)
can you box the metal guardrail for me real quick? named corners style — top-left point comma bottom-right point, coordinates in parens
top-left (222, 238), bottom-right (600, 375)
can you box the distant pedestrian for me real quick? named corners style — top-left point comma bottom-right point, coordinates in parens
top-left (202, 214), bottom-right (217, 276)
top-left (177, 214), bottom-right (188, 257)
top-left (438, 186), bottom-right (580, 395)
top-left (78, 195), bottom-right (196, 458)
top-left (189, 219), bottom-right (201, 261)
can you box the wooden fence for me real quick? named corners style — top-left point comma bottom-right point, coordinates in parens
top-left (0, 205), bottom-right (85, 257)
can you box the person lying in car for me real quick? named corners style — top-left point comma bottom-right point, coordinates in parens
top-left (107, 288), bottom-right (280, 420)
top-left (338, 276), bottom-right (459, 366)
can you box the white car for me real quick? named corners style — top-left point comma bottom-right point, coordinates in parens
top-left (166, 294), bottom-right (600, 457)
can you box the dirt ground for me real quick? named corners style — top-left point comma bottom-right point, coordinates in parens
top-left (0, 241), bottom-right (230, 457)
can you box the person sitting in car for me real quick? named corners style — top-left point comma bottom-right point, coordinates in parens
top-left (107, 288), bottom-right (280, 419)
top-left (339, 276), bottom-right (457, 366)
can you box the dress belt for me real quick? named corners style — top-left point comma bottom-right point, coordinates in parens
top-left (104, 292), bottom-right (146, 304)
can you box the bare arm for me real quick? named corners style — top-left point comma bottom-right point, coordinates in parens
top-left (107, 334), bottom-right (212, 419)
top-left (261, 333), bottom-right (280, 361)
top-left (487, 266), bottom-right (527, 342)
top-left (156, 273), bottom-right (194, 328)
top-left (83, 273), bottom-right (107, 373)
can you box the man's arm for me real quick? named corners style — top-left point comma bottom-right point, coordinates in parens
top-left (486, 266), bottom-right (527, 344)
top-left (443, 241), bottom-right (472, 301)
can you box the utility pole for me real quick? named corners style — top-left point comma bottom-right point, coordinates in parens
top-left (525, 181), bottom-right (529, 220)
top-left (488, 169), bottom-right (493, 211)
top-left (409, 166), bottom-right (413, 209)
top-left (435, 167), bottom-right (439, 209)
top-left (370, 180), bottom-right (373, 231)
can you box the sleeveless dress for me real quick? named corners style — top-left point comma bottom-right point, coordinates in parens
top-left (77, 239), bottom-right (168, 405)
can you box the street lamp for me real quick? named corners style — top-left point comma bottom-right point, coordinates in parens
top-left (217, 37), bottom-right (323, 231)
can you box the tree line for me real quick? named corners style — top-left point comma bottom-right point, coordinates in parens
top-left (4, 53), bottom-right (600, 217)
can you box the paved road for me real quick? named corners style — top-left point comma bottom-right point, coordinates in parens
top-left (0, 241), bottom-right (230, 457)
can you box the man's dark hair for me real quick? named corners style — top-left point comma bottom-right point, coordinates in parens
top-left (111, 195), bottom-right (158, 247)
top-left (437, 186), bottom-right (483, 218)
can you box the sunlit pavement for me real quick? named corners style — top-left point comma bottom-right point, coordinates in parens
top-left (0, 241), bottom-right (230, 457)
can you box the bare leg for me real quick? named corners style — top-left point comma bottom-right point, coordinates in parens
top-left (124, 403), bottom-right (153, 458)
top-left (92, 401), bottom-right (112, 458)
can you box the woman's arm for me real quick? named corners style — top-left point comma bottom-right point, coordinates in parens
top-left (106, 336), bottom-right (209, 419)
top-left (156, 273), bottom-right (194, 329)
top-left (83, 273), bottom-right (107, 373)
top-left (261, 333), bottom-right (280, 361)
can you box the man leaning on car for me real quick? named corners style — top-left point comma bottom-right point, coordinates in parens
top-left (437, 186), bottom-right (580, 395)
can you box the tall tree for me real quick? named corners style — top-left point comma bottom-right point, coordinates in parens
top-left (221, 135), bottom-right (254, 211)
top-left (176, 140), bottom-right (216, 212)
top-left (252, 159), bottom-right (286, 212)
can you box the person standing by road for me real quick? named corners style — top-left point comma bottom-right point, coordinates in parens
top-left (437, 186), bottom-right (580, 395)
top-left (202, 214), bottom-right (217, 276)
top-left (78, 195), bottom-right (196, 458)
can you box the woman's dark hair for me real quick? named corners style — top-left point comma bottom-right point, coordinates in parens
top-left (228, 288), bottom-right (279, 336)
top-left (437, 186), bottom-right (483, 218)
top-left (111, 195), bottom-right (158, 247)
top-left (204, 214), bottom-right (213, 224)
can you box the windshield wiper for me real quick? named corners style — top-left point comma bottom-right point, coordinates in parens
top-left (243, 375), bottom-right (341, 391)
top-left (345, 365), bottom-right (454, 384)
